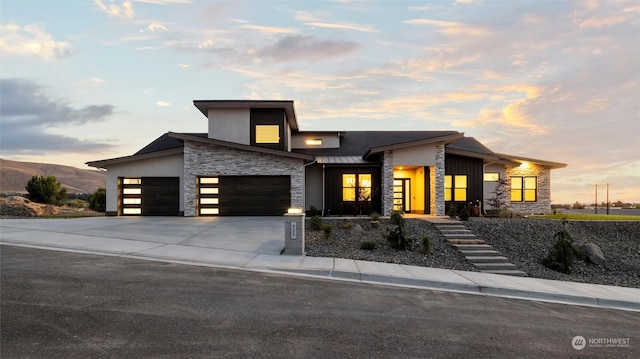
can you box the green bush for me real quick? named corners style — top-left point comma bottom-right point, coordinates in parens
top-left (65, 199), bottom-right (87, 209)
top-left (448, 205), bottom-right (457, 219)
top-left (343, 221), bottom-right (353, 229)
top-left (360, 240), bottom-right (377, 250)
top-left (308, 205), bottom-right (319, 217)
top-left (25, 175), bottom-right (67, 205)
top-left (322, 224), bottom-right (333, 239)
top-left (88, 188), bottom-right (106, 212)
top-left (310, 215), bottom-right (323, 231)
top-left (459, 205), bottom-right (470, 221)
top-left (386, 211), bottom-right (411, 250)
top-left (498, 209), bottom-right (513, 218)
top-left (422, 236), bottom-right (432, 255)
top-left (370, 211), bottom-right (381, 221)
top-left (542, 218), bottom-right (575, 274)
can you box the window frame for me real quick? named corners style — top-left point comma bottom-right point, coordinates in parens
top-left (342, 173), bottom-right (372, 202)
top-left (444, 174), bottom-right (467, 202)
top-left (511, 176), bottom-right (537, 202)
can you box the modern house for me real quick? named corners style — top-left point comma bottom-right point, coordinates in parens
top-left (87, 100), bottom-right (566, 217)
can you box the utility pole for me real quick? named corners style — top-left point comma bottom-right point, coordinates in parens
top-left (595, 184), bottom-right (598, 214)
top-left (606, 183), bottom-right (610, 215)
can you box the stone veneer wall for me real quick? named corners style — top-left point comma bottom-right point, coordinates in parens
top-left (433, 143), bottom-right (445, 216)
top-left (505, 164), bottom-right (552, 214)
top-left (183, 140), bottom-right (305, 216)
top-left (381, 150), bottom-right (394, 215)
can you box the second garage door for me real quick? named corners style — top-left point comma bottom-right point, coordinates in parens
top-left (198, 175), bottom-right (291, 216)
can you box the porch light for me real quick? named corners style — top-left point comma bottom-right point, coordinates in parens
top-left (306, 139), bottom-right (323, 146)
top-left (287, 207), bottom-right (303, 214)
top-left (519, 161), bottom-right (530, 169)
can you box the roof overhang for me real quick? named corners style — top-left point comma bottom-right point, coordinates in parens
top-left (169, 132), bottom-right (314, 161)
top-left (364, 133), bottom-right (464, 159)
top-left (193, 100), bottom-right (299, 131)
top-left (315, 156), bottom-right (380, 165)
top-left (86, 147), bottom-right (184, 169)
top-left (494, 152), bottom-right (568, 169)
top-left (445, 148), bottom-right (504, 162)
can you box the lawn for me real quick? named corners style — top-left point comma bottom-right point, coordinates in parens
top-left (531, 213), bottom-right (640, 221)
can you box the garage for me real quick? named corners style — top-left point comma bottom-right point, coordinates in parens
top-left (198, 175), bottom-right (290, 216)
top-left (120, 177), bottom-right (180, 216)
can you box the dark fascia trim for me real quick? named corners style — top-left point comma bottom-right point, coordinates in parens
top-left (169, 132), bottom-right (314, 161)
top-left (86, 147), bottom-right (184, 169)
top-left (364, 133), bottom-right (465, 159)
top-left (493, 152), bottom-right (568, 169)
top-left (193, 100), bottom-right (298, 131)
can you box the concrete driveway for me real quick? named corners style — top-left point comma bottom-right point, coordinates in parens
top-left (0, 216), bottom-right (286, 255)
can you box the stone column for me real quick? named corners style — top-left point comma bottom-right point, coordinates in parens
top-left (283, 213), bottom-right (305, 255)
top-left (381, 150), bottom-right (394, 215)
top-left (434, 143), bottom-right (445, 216)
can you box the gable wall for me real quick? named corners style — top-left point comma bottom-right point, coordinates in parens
top-left (183, 140), bottom-right (304, 216)
top-left (207, 108), bottom-right (250, 144)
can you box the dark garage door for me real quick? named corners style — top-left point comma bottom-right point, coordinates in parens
top-left (141, 177), bottom-right (180, 216)
top-left (218, 176), bottom-right (290, 216)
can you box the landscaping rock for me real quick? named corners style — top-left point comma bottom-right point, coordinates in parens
top-left (351, 223), bottom-right (365, 237)
top-left (573, 242), bottom-right (606, 266)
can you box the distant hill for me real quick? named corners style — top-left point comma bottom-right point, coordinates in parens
top-left (0, 158), bottom-right (106, 194)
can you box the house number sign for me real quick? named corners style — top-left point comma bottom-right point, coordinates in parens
top-left (291, 221), bottom-right (297, 239)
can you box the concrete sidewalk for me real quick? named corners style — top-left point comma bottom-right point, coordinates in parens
top-left (1, 216), bottom-right (638, 312)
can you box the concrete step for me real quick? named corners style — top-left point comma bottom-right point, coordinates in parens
top-left (447, 239), bottom-right (485, 245)
top-left (453, 244), bottom-right (494, 251)
top-left (481, 269), bottom-right (528, 277)
top-left (473, 262), bottom-right (518, 270)
top-left (442, 233), bottom-right (477, 239)
top-left (465, 256), bottom-right (510, 263)
top-left (459, 249), bottom-right (501, 256)
top-left (434, 225), bottom-right (468, 230)
top-left (439, 230), bottom-right (475, 235)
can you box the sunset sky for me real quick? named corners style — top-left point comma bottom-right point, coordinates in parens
top-left (1, 0), bottom-right (638, 204)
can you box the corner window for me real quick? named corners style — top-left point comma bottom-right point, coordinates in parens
top-left (445, 175), bottom-right (467, 202)
top-left (484, 173), bottom-right (500, 182)
top-left (255, 125), bottom-right (280, 143)
top-left (342, 174), bottom-right (372, 202)
top-left (511, 176), bottom-right (537, 202)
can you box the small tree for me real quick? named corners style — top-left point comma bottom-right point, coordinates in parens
top-left (88, 188), bottom-right (106, 212)
top-left (486, 179), bottom-right (508, 210)
top-left (386, 211), bottom-right (411, 250)
top-left (542, 218), bottom-right (575, 274)
top-left (25, 175), bottom-right (67, 205)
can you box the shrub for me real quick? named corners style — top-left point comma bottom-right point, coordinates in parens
top-left (360, 240), bottom-right (377, 250)
top-left (448, 205), bottom-right (457, 219)
top-left (310, 215), bottom-right (323, 231)
top-left (88, 188), bottom-right (106, 212)
top-left (370, 211), bottom-right (381, 221)
top-left (370, 220), bottom-right (379, 229)
top-left (322, 224), bottom-right (333, 239)
top-left (308, 205), bottom-right (319, 217)
top-left (25, 175), bottom-right (67, 205)
top-left (542, 218), bottom-right (575, 274)
top-left (498, 209), bottom-right (513, 218)
top-left (65, 199), bottom-right (87, 209)
top-left (343, 221), bottom-right (353, 229)
top-left (459, 205), bottom-right (470, 221)
top-left (386, 211), bottom-right (411, 250)
top-left (421, 236), bottom-right (432, 255)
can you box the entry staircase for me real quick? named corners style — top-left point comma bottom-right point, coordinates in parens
top-left (432, 220), bottom-right (527, 277)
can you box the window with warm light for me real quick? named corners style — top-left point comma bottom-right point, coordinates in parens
top-left (342, 174), bottom-right (372, 202)
top-left (511, 176), bottom-right (537, 202)
top-left (484, 173), bottom-right (500, 182)
top-left (255, 125), bottom-right (280, 143)
top-left (306, 139), bottom-right (323, 146)
top-left (445, 174), bottom-right (467, 201)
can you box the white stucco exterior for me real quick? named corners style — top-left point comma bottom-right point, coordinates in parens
top-left (393, 144), bottom-right (436, 166)
top-left (207, 108), bottom-right (250, 144)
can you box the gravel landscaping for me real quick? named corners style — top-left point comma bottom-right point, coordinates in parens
top-left (305, 216), bottom-right (640, 288)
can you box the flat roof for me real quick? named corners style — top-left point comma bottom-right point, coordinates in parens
top-left (193, 100), bottom-right (298, 131)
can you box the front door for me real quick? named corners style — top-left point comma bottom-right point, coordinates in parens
top-left (393, 178), bottom-right (411, 213)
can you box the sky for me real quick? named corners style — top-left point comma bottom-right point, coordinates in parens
top-left (0, 0), bottom-right (638, 204)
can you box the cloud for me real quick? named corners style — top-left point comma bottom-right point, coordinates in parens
top-left (177, 63), bottom-right (190, 68)
top-left (0, 78), bottom-right (115, 154)
top-left (256, 35), bottom-right (360, 62)
top-left (0, 23), bottom-right (72, 61)
top-left (294, 11), bottom-right (378, 33)
top-left (404, 18), bottom-right (489, 36)
top-left (155, 101), bottom-right (171, 107)
top-left (148, 22), bottom-right (168, 32)
top-left (239, 24), bottom-right (297, 34)
top-left (134, 0), bottom-right (191, 4)
top-left (94, 0), bottom-right (135, 20)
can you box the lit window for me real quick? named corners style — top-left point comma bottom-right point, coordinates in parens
top-left (122, 208), bottom-right (141, 215)
top-left (445, 175), bottom-right (467, 201)
top-left (306, 139), bottom-right (323, 146)
top-left (342, 174), bottom-right (372, 202)
top-left (123, 198), bottom-right (141, 205)
top-left (123, 178), bottom-right (141, 185)
top-left (123, 188), bottom-right (141, 195)
top-left (200, 177), bottom-right (219, 184)
top-left (511, 176), bottom-right (537, 202)
top-left (255, 125), bottom-right (280, 143)
top-left (200, 208), bottom-right (219, 215)
top-left (200, 188), bottom-right (219, 194)
top-left (484, 173), bottom-right (500, 182)
top-left (200, 198), bottom-right (219, 205)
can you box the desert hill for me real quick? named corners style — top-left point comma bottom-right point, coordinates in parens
top-left (0, 158), bottom-right (106, 194)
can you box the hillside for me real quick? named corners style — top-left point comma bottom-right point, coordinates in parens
top-left (0, 158), bottom-right (105, 194)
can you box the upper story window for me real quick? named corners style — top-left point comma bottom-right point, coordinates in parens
top-left (305, 139), bottom-right (323, 146)
top-left (255, 125), bottom-right (280, 143)
top-left (484, 173), bottom-right (500, 182)
top-left (511, 176), bottom-right (537, 202)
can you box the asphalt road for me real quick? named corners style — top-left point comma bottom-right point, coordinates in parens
top-left (2, 246), bottom-right (638, 358)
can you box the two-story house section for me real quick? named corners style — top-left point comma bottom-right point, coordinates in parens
top-left (87, 100), bottom-right (566, 217)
